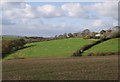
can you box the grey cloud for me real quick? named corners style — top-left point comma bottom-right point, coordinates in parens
top-left (1, 2), bottom-right (26, 10)
top-left (2, 18), bottom-right (16, 25)
top-left (2, 2), bottom-right (118, 20)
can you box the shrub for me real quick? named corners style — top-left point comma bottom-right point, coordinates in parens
top-left (107, 31), bottom-right (120, 38)
top-left (12, 39), bottom-right (26, 50)
top-left (2, 39), bottom-right (26, 57)
top-left (83, 35), bottom-right (91, 39)
top-left (73, 50), bottom-right (82, 56)
top-left (2, 40), bottom-right (13, 56)
top-left (94, 36), bottom-right (100, 39)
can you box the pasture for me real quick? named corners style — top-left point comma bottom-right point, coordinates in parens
top-left (4, 38), bottom-right (96, 60)
top-left (83, 38), bottom-right (119, 56)
top-left (2, 36), bottom-right (21, 40)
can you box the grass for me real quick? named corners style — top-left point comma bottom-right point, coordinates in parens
top-left (4, 38), bottom-right (96, 60)
top-left (83, 38), bottom-right (119, 56)
top-left (2, 55), bottom-right (118, 80)
top-left (2, 36), bottom-right (21, 40)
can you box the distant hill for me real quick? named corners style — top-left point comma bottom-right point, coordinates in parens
top-left (2, 35), bottom-right (24, 40)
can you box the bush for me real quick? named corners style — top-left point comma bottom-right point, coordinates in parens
top-left (107, 31), bottom-right (120, 38)
top-left (83, 35), bottom-right (91, 39)
top-left (12, 39), bottom-right (26, 50)
top-left (2, 40), bottom-right (13, 56)
top-left (94, 36), bottom-right (100, 39)
top-left (73, 50), bottom-right (82, 56)
top-left (2, 39), bottom-right (26, 57)
top-left (100, 29), bottom-right (120, 39)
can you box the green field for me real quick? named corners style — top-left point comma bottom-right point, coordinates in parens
top-left (4, 38), bottom-right (96, 60)
top-left (2, 35), bottom-right (21, 40)
top-left (83, 38), bottom-right (119, 56)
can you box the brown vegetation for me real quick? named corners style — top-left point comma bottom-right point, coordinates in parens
top-left (2, 39), bottom-right (26, 57)
top-left (2, 55), bottom-right (118, 80)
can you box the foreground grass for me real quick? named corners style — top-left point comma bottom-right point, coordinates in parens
top-left (4, 38), bottom-right (96, 60)
top-left (83, 38), bottom-right (119, 56)
top-left (2, 55), bottom-right (118, 80)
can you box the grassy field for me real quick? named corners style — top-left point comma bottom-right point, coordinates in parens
top-left (2, 55), bottom-right (118, 80)
top-left (2, 35), bottom-right (21, 40)
top-left (4, 38), bottom-right (96, 60)
top-left (83, 38), bottom-right (119, 56)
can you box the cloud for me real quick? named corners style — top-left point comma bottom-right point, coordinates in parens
top-left (2, 2), bottom-right (86, 19)
top-left (2, 18), bottom-right (15, 25)
top-left (92, 20), bottom-right (102, 27)
top-left (86, 19), bottom-right (118, 31)
top-left (0, 2), bottom-right (26, 10)
top-left (36, 3), bottom-right (85, 18)
top-left (37, 4), bottom-right (62, 17)
top-left (22, 4), bottom-right (36, 18)
top-left (88, 1), bottom-right (118, 19)
top-left (2, 2), bottom-right (118, 19)
top-left (1, 2), bottom-right (119, 36)
top-left (2, 3), bottom-right (35, 19)
top-left (61, 3), bottom-right (84, 17)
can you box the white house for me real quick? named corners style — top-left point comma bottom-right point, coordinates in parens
top-left (95, 34), bottom-right (101, 37)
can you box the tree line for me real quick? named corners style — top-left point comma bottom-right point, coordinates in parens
top-left (53, 26), bottom-right (120, 39)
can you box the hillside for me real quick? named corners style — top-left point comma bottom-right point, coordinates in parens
top-left (83, 38), bottom-right (119, 56)
top-left (2, 35), bottom-right (22, 40)
top-left (4, 38), bottom-right (96, 60)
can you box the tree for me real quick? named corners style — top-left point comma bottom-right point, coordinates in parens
top-left (112, 26), bottom-right (120, 31)
top-left (81, 29), bottom-right (90, 36)
top-left (100, 30), bottom-right (106, 34)
top-left (68, 33), bottom-right (73, 38)
top-left (107, 26), bottom-right (120, 38)
top-left (2, 39), bottom-right (26, 57)
top-left (106, 29), bottom-right (112, 33)
top-left (58, 35), bottom-right (64, 39)
top-left (63, 33), bottom-right (68, 38)
top-left (73, 33), bottom-right (79, 37)
top-left (54, 35), bottom-right (58, 39)
top-left (89, 32), bottom-right (96, 38)
top-left (2, 40), bottom-right (13, 55)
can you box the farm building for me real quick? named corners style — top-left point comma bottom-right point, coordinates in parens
top-left (95, 34), bottom-right (101, 37)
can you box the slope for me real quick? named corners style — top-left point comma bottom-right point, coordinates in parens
top-left (4, 38), bottom-right (96, 59)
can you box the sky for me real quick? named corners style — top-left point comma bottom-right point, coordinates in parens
top-left (0, 0), bottom-right (118, 37)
